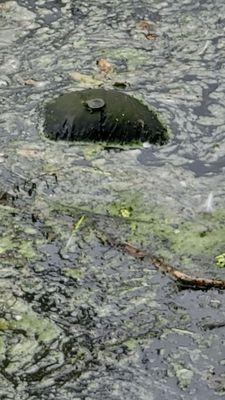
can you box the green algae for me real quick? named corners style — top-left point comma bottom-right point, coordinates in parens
top-left (47, 187), bottom-right (225, 274)
top-left (0, 146), bottom-right (224, 398)
top-left (0, 298), bottom-right (61, 345)
top-left (103, 193), bottom-right (225, 268)
top-left (0, 237), bottom-right (16, 255)
top-left (172, 363), bottom-right (194, 390)
top-left (108, 48), bottom-right (151, 70)
top-left (12, 312), bottom-right (60, 343)
top-left (82, 141), bottom-right (142, 161)
top-left (63, 267), bottom-right (84, 280)
top-left (0, 319), bottom-right (10, 331)
top-left (83, 143), bottom-right (104, 160)
top-left (1, 0), bottom-right (225, 398)
top-left (0, 234), bottom-right (41, 262)
top-left (18, 241), bottom-right (37, 259)
top-left (1, 157), bottom-right (219, 278)
top-left (0, 337), bottom-right (5, 360)
top-left (215, 253), bottom-right (225, 267)
top-left (0, 305), bottom-right (60, 346)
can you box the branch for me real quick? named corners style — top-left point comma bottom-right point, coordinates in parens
top-left (104, 235), bottom-right (225, 290)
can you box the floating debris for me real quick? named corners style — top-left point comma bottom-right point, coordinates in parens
top-left (136, 20), bottom-right (156, 34)
top-left (96, 58), bottom-right (113, 74)
top-left (44, 88), bottom-right (169, 144)
top-left (112, 81), bottom-right (130, 89)
top-left (69, 71), bottom-right (103, 86)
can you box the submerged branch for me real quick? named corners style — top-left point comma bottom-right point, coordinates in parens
top-left (103, 235), bottom-right (225, 290)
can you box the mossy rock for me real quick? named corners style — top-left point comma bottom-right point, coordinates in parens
top-left (44, 89), bottom-right (169, 145)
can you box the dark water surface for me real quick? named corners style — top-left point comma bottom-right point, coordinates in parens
top-left (1, 0), bottom-right (225, 399)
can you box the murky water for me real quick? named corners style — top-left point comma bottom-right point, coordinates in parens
top-left (1, 0), bottom-right (225, 399)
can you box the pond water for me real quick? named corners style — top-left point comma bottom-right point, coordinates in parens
top-left (1, 0), bottom-right (225, 399)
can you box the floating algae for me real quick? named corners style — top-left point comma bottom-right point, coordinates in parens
top-left (44, 89), bottom-right (169, 144)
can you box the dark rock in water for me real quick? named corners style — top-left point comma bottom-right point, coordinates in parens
top-left (44, 89), bottom-right (169, 145)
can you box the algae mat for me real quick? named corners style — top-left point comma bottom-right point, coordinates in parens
top-left (1, 0), bottom-right (225, 399)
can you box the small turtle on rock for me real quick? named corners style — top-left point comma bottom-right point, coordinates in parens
top-left (44, 88), bottom-right (169, 145)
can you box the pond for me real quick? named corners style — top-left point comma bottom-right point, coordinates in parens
top-left (1, 0), bottom-right (225, 399)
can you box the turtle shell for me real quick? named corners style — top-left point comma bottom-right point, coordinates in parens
top-left (44, 89), bottom-right (168, 145)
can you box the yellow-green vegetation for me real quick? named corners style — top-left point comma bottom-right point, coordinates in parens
top-left (83, 143), bottom-right (104, 160)
top-left (215, 253), bottom-right (225, 268)
top-left (172, 363), bottom-right (194, 390)
top-left (0, 336), bottom-right (5, 358)
top-left (0, 237), bottom-right (16, 255)
top-left (63, 268), bottom-right (84, 280)
top-left (0, 207), bottom-right (42, 262)
top-left (119, 207), bottom-right (133, 218)
top-left (11, 310), bottom-right (60, 343)
top-left (0, 319), bottom-right (10, 331)
top-left (73, 215), bottom-right (86, 231)
top-left (18, 241), bottom-right (37, 259)
top-left (104, 192), bottom-right (225, 266)
top-left (49, 189), bottom-right (225, 269)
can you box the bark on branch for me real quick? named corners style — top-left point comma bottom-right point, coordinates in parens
top-left (104, 235), bottom-right (225, 290)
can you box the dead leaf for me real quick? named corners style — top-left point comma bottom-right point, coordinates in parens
top-left (18, 148), bottom-right (43, 158)
top-left (145, 33), bottom-right (159, 40)
top-left (0, 191), bottom-right (15, 206)
top-left (136, 20), bottom-right (156, 33)
top-left (69, 72), bottom-right (103, 86)
top-left (23, 79), bottom-right (46, 88)
top-left (0, 3), bottom-right (12, 12)
top-left (96, 58), bottom-right (113, 74)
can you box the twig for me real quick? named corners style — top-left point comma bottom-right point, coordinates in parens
top-left (103, 235), bottom-right (225, 290)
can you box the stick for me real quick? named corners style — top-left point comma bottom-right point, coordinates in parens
top-left (104, 235), bottom-right (225, 290)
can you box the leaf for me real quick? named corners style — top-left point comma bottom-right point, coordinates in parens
top-left (17, 147), bottom-right (43, 158)
top-left (73, 215), bottom-right (85, 232)
top-left (136, 20), bottom-right (156, 33)
top-left (0, 3), bottom-right (12, 12)
top-left (96, 58), bottom-right (113, 74)
top-left (23, 79), bottom-right (47, 88)
top-left (145, 32), bottom-right (159, 41)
